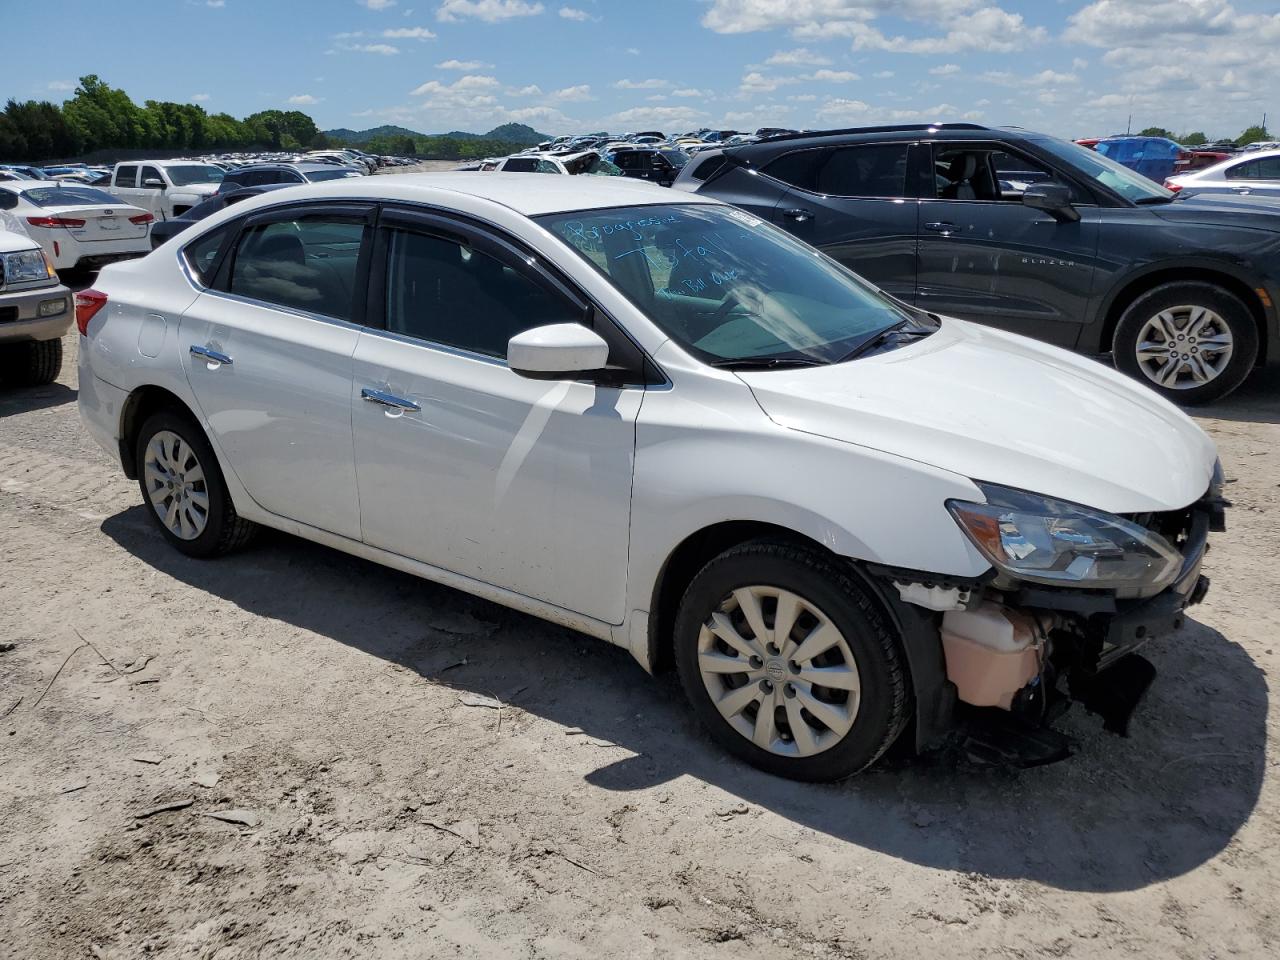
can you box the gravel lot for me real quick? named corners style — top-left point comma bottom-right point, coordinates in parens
top-left (1, 328), bottom-right (1277, 959)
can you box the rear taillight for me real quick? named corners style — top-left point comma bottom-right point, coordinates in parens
top-left (75, 289), bottom-right (108, 336)
top-left (27, 215), bottom-right (86, 228)
top-left (128, 213), bottom-right (154, 225)
top-left (1163, 180), bottom-right (1183, 193)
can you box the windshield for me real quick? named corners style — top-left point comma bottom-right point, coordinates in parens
top-left (19, 186), bottom-right (118, 207)
top-left (1033, 136), bottom-right (1172, 203)
top-left (305, 168), bottom-right (360, 181)
top-left (661, 150), bottom-right (689, 166)
top-left (166, 165), bottom-right (225, 186)
top-left (536, 203), bottom-right (914, 365)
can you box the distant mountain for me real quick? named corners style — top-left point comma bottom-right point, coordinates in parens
top-left (324, 123), bottom-right (551, 145)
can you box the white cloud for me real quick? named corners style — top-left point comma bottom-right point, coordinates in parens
top-left (625, 47), bottom-right (640, 55)
top-left (764, 47), bottom-right (831, 66)
top-left (739, 71), bottom-right (797, 94)
top-left (808, 68), bottom-right (858, 82)
top-left (409, 74), bottom-right (502, 113)
top-left (288, 94), bottom-right (323, 105)
top-left (609, 105), bottom-right (707, 129)
top-left (47, 80), bottom-right (75, 91)
top-left (353, 42), bottom-right (400, 54)
top-left (929, 63), bottom-right (961, 75)
top-left (359, 0), bottom-right (397, 9)
top-left (192, 93), bottom-right (212, 102)
top-left (206, 0), bottom-right (225, 7)
top-left (553, 84), bottom-right (593, 101)
top-left (436, 58), bottom-right (490, 69)
top-left (507, 84), bottom-right (543, 96)
top-left (615, 78), bottom-right (669, 90)
top-left (437, 0), bottom-right (544, 22)
top-left (817, 97), bottom-right (968, 124)
top-left (872, 70), bottom-right (894, 79)
top-left (558, 5), bottom-right (590, 20)
top-left (383, 26), bottom-right (436, 38)
top-left (788, 93), bottom-right (818, 102)
top-left (671, 88), bottom-right (705, 98)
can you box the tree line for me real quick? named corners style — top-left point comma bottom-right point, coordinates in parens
top-left (0, 75), bottom-right (332, 163)
top-left (1138, 125), bottom-right (1272, 145)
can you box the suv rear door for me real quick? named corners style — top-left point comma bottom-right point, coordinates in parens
top-left (915, 141), bottom-right (1100, 346)
top-left (763, 141), bottom-right (919, 304)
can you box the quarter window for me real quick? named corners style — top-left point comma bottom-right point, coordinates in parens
top-left (183, 226), bottom-right (230, 286)
top-left (228, 217), bottom-right (367, 320)
top-left (383, 228), bottom-right (576, 359)
top-left (764, 144), bottom-right (909, 197)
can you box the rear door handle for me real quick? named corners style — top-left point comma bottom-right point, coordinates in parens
top-left (924, 221), bottom-right (957, 235)
top-left (783, 208), bottom-right (813, 223)
top-left (190, 344), bottom-right (232, 366)
top-left (361, 387), bottom-right (421, 413)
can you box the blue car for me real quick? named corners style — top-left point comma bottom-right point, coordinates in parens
top-left (1092, 137), bottom-right (1188, 183)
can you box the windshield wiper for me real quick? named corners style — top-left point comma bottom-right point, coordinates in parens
top-left (706, 356), bottom-right (827, 370)
top-left (835, 319), bottom-right (931, 364)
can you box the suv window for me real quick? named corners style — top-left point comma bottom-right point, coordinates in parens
top-left (383, 228), bottom-right (575, 359)
top-left (502, 157), bottom-right (538, 173)
top-left (228, 216), bottom-right (367, 320)
top-left (535, 160), bottom-right (561, 174)
top-left (764, 144), bottom-right (909, 198)
top-left (115, 165), bottom-right (138, 188)
top-left (140, 166), bottom-right (164, 189)
top-left (931, 145), bottom-right (1075, 203)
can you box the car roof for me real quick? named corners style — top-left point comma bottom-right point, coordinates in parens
top-left (229, 172), bottom-right (717, 216)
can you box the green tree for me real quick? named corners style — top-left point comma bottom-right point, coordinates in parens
top-left (1138, 126), bottom-right (1175, 139)
top-left (1181, 131), bottom-right (1207, 145)
top-left (1239, 124), bottom-right (1273, 145)
top-left (62, 75), bottom-right (150, 150)
top-left (3, 99), bottom-right (77, 160)
top-left (0, 114), bottom-right (27, 161)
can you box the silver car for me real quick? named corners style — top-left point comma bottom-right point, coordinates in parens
top-left (1166, 148), bottom-right (1280, 200)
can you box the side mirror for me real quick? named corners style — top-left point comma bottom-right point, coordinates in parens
top-left (508, 323), bottom-right (610, 380)
top-left (1022, 181), bottom-right (1079, 222)
top-left (142, 178), bottom-right (165, 189)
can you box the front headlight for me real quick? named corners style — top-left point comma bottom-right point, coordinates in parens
top-left (2, 248), bottom-right (55, 284)
top-left (947, 482), bottom-right (1183, 597)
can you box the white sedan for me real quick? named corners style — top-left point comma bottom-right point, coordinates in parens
top-left (0, 182), bottom-right (152, 271)
top-left (1165, 148), bottom-right (1280, 199)
top-left (76, 174), bottom-right (1222, 780)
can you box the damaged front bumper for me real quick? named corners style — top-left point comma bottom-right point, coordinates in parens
top-left (869, 482), bottom-right (1225, 761)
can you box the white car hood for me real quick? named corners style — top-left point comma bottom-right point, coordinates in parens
top-left (0, 221), bottom-right (36, 250)
top-left (739, 319), bottom-right (1217, 514)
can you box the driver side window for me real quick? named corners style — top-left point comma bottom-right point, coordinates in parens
top-left (932, 146), bottom-right (1075, 202)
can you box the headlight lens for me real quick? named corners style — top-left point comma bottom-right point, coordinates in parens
top-left (947, 482), bottom-right (1183, 596)
top-left (2, 249), bottom-right (55, 284)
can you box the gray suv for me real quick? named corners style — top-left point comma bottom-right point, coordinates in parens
top-left (674, 122), bottom-right (1280, 403)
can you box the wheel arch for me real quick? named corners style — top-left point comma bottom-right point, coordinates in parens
top-left (117, 384), bottom-right (201, 479)
top-left (1097, 265), bottom-right (1271, 365)
top-left (645, 521), bottom-right (954, 753)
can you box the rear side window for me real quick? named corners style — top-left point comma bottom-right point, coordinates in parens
top-left (383, 228), bottom-right (575, 359)
top-left (115, 165), bottom-right (138, 188)
top-left (183, 225), bottom-right (230, 285)
top-left (689, 154), bottom-right (727, 181)
top-left (228, 217), bottom-right (367, 320)
top-left (1227, 157), bottom-right (1280, 180)
top-left (765, 144), bottom-right (909, 198)
top-left (502, 157), bottom-right (538, 172)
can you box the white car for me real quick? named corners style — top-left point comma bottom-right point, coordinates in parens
top-left (488, 151), bottom-right (623, 177)
top-left (76, 174), bottom-right (1223, 780)
top-left (0, 182), bottom-right (152, 272)
top-left (109, 160), bottom-right (225, 221)
top-left (1165, 148), bottom-right (1280, 200)
top-left (0, 227), bottom-right (72, 385)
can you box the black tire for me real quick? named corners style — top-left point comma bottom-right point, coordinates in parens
top-left (0, 338), bottom-right (63, 387)
top-left (134, 409), bottom-right (257, 558)
top-left (673, 541), bottom-right (910, 782)
top-left (1112, 282), bottom-right (1258, 405)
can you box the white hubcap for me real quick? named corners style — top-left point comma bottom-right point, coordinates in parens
top-left (697, 586), bottom-right (861, 758)
top-left (1135, 305), bottom-right (1233, 390)
top-left (143, 430), bottom-right (210, 541)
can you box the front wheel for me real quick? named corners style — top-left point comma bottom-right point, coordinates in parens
top-left (134, 410), bottom-right (257, 558)
top-left (673, 542), bottom-right (910, 782)
top-left (0, 338), bottom-right (63, 387)
top-left (1112, 282), bottom-right (1258, 404)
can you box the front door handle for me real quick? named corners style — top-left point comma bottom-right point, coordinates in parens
top-left (924, 221), bottom-right (957, 235)
top-left (783, 208), bottom-right (813, 223)
top-left (190, 344), bottom-right (232, 366)
top-left (361, 387), bottom-right (421, 413)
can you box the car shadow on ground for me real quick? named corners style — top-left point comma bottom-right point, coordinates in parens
top-left (0, 382), bottom-right (76, 418)
top-left (102, 505), bottom-right (1267, 894)
top-left (1196, 366), bottom-right (1280, 425)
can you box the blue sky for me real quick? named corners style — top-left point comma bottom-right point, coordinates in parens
top-left (4, 0), bottom-right (1277, 139)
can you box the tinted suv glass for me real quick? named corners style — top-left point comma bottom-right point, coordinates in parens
top-left (183, 225), bottom-right (230, 285)
top-left (115, 165), bottom-right (138, 188)
top-left (228, 216), bottom-right (366, 319)
top-left (384, 228), bottom-right (574, 358)
top-left (764, 144), bottom-right (909, 197)
top-left (502, 158), bottom-right (539, 173)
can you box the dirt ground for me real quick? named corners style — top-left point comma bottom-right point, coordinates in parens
top-left (1, 329), bottom-right (1277, 960)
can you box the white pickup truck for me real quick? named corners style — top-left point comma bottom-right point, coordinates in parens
top-left (108, 160), bottom-right (225, 221)
top-left (0, 227), bottom-right (72, 385)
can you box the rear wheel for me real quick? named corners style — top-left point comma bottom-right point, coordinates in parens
top-left (673, 542), bottom-right (909, 782)
top-left (1113, 282), bottom-right (1257, 404)
top-left (134, 410), bottom-right (256, 558)
top-left (0, 338), bottom-right (63, 387)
